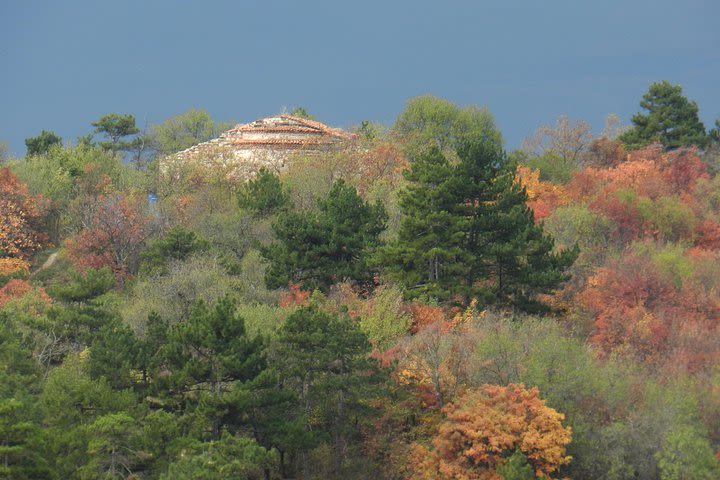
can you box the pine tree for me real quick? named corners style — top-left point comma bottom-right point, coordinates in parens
top-left (379, 141), bottom-right (576, 310)
top-left (264, 305), bottom-right (378, 479)
top-left (262, 179), bottom-right (386, 291)
top-left (455, 141), bottom-right (578, 311)
top-left (375, 146), bottom-right (467, 300)
top-left (164, 296), bottom-right (265, 437)
top-left (619, 81), bottom-right (708, 150)
top-left (237, 168), bottom-right (290, 216)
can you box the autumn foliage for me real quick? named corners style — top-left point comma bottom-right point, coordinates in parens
top-left (0, 257), bottom-right (31, 280)
top-left (519, 145), bottom-right (720, 371)
top-left (0, 278), bottom-right (51, 309)
top-left (0, 167), bottom-right (48, 259)
top-left (64, 194), bottom-right (151, 279)
top-left (516, 166), bottom-right (570, 221)
top-left (412, 384), bottom-right (572, 479)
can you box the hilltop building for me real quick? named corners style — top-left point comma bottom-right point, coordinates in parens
top-left (161, 115), bottom-right (355, 181)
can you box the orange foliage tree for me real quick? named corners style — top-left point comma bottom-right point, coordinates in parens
top-left (0, 167), bottom-right (48, 259)
top-left (0, 258), bottom-right (30, 282)
top-left (580, 245), bottom-right (720, 371)
top-left (516, 166), bottom-right (570, 221)
top-left (556, 145), bottom-right (712, 246)
top-left (412, 384), bottom-right (572, 479)
top-left (0, 278), bottom-right (51, 310)
top-left (64, 195), bottom-right (151, 279)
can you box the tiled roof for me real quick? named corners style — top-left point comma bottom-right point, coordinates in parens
top-left (172, 115), bottom-right (354, 161)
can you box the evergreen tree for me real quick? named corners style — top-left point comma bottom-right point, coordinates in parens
top-left (90, 113), bottom-right (142, 153)
top-left (619, 81), bottom-right (708, 150)
top-left (139, 227), bottom-right (208, 276)
top-left (497, 450), bottom-right (535, 480)
top-left (262, 179), bottom-right (386, 291)
top-left (0, 320), bottom-right (51, 479)
top-left (455, 141), bottom-right (577, 310)
top-left (379, 141), bottom-right (576, 310)
top-left (24, 130), bottom-right (61, 157)
top-left (237, 168), bottom-right (290, 216)
top-left (164, 296), bottom-right (265, 437)
top-left (374, 146), bottom-right (467, 300)
top-left (266, 305), bottom-right (378, 480)
top-left (87, 320), bottom-right (140, 390)
top-left (161, 433), bottom-right (270, 480)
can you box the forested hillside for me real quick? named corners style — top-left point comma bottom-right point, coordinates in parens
top-left (2, 82), bottom-right (720, 479)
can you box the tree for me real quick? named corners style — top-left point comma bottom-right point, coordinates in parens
top-left (0, 320), bottom-right (51, 479)
top-left (374, 146), bottom-right (466, 301)
top-left (24, 130), bottom-right (61, 157)
top-left (521, 115), bottom-right (592, 165)
top-left (164, 296), bottom-right (264, 437)
top-left (0, 398), bottom-right (51, 480)
top-left (262, 179), bottom-right (387, 291)
top-left (393, 95), bottom-right (502, 157)
top-left (455, 141), bottom-right (577, 310)
top-left (64, 194), bottom-right (151, 279)
top-left (709, 119), bottom-right (720, 144)
top-left (496, 450), bottom-right (535, 480)
top-left (656, 425), bottom-right (720, 480)
top-left (0, 168), bottom-right (47, 259)
top-left (290, 107), bottom-right (316, 120)
top-left (412, 384), bottom-right (572, 479)
top-left (139, 226), bottom-right (208, 276)
top-left (161, 433), bottom-right (270, 480)
top-left (237, 168), bottom-right (290, 216)
top-left (77, 413), bottom-right (142, 480)
top-left (619, 81), bottom-right (708, 150)
top-left (148, 109), bottom-right (230, 156)
top-left (91, 114), bottom-right (141, 152)
top-left (379, 141), bottom-right (576, 310)
top-left (269, 305), bottom-right (377, 479)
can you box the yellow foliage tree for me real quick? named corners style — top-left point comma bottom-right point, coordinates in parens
top-left (412, 384), bottom-right (572, 479)
top-left (515, 166), bottom-right (570, 221)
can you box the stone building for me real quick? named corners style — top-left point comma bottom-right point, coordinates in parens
top-left (161, 115), bottom-right (355, 181)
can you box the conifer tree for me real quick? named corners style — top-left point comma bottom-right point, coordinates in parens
top-left (268, 305), bottom-right (377, 479)
top-left (454, 141), bottom-right (578, 311)
top-left (262, 179), bottom-right (386, 291)
top-left (379, 140), bottom-right (576, 310)
top-left (619, 81), bottom-right (708, 150)
top-left (237, 168), bottom-right (290, 216)
top-left (375, 146), bottom-right (467, 300)
top-left (164, 296), bottom-right (264, 437)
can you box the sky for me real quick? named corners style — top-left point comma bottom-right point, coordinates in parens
top-left (1, 0), bottom-right (719, 157)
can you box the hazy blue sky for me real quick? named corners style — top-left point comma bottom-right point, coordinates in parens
top-left (2, 0), bottom-right (718, 156)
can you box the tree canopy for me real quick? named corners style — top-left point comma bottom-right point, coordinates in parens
top-left (25, 130), bottom-right (62, 157)
top-left (393, 95), bottom-right (503, 157)
top-left (619, 81), bottom-right (708, 150)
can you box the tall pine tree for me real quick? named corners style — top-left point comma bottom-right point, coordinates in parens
top-left (375, 146), bottom-right (467, 300)
top-left (454, 141), bottom-right (577, 311)
top-left (379, 141), bottom-right (576, 311)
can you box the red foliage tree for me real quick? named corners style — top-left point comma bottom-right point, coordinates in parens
top-left (581, 246), bottom-right (720, 370)
top-left (0, 168), bottom-right (48, 259)
top-left (0, 279), bottom-right (51, 310)
top-left (64, 195), bottom-right (151, 279)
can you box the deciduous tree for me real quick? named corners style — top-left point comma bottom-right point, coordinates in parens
top-left (0, 168), bottom-right (47, 259)
top-left (412, 384), bottom-right (572, 479)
